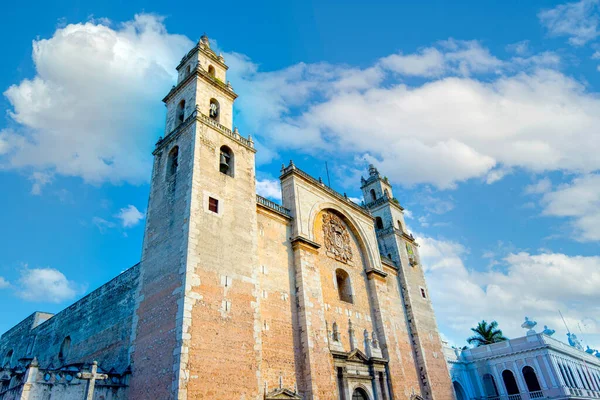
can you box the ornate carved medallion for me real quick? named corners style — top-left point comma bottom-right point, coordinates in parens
top-left (323, 212), bottom-right (353, 264)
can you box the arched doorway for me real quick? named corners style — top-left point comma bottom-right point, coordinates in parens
top-left (453, 381), bottom-right (467, 400)
top-left (483, 373), bottom-right (499, 397)
top-left (352, 387), bottom-right (369, 400)
top-left (502, 370), bottom-right (520, 395)
top-left (522, 366), bottom-right (542, 392)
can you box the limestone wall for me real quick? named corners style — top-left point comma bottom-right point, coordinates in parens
top-left (256, 207), bottom-right (300, 394)
top-left (0, 265), bottom-right (139, 373)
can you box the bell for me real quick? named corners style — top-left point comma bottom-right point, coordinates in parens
top-left (220, 153), bottom-right (229, 170)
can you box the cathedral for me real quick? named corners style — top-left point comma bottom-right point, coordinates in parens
top-left (0, 36), bottom-right (454, 400)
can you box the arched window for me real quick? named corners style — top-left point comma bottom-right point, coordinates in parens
top-left (453, 381), bottom-right (467, 400)
top-left (384, 189), bottom-right (390, 198)
top-left (370, 189), bottom-right (377, 202)
top-left (352, 387), bottom-right (369, 400)
top-left (335, 269), bottom-right (353, 303)
top-left (59, 336), bottom-right (71, 365)
top-left (186, 65), bottom-right (191, 76)
top-left (176, 99), bottom-right (185, 125)
top-left (209, 98), bottom-right (220, 121)
top-left (397, 220), bottom-right (403, 231)
top-left (208, 65), bottom-right (215, 77)
top-left (167, 146), bottom-right (179, 178)
top-left (483, 374), bottom-right (499, 397)
top-left (3, 350), bottom-right (13, 367)
top-left (502, 370), bottom-right (520, 395)
top-left (219, 145), bottom-right (234, 177)
top-left (522, 366), bottom-right (542, 393)
top-left (375, 217), bottom-right (384, 230)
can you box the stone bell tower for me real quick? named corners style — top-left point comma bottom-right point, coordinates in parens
top-left (361, 165), bottom-right (454, 400)
top-left (129, 35), bottom-right (260, 399)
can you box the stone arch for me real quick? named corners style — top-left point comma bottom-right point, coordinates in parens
top-left (482, 373), bottom-right (499, 397)
top-left (522, 366), bottom-right (542, 392)
top-left (453, 381), bottom-right (467, 400)
top-left (176, 99), bottom-right (185, 125)
top-left (219, 145), bottom-right (234, 177)
top-left (59, 336), bottom-right (71, 365)
top-left (167, 146), bottom-right (179, 178)
top-left (208, 65), bottom-right (215, 77)
top-left (369, 189), bottom-right (376, 202)
top-left (3, 349), bottom-right (13, 367)
top-left (352, 385), bottom-right (371, 400)
top-left (306, 202), bottom-right (378, 272)
top-left (335, 268), bottom-right (353, 303)
top-left (502, 369), bottom-right (520, 395)
top-left (210, 98), bottom-right (220, 121)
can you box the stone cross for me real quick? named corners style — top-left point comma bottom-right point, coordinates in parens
top-left (76, 361), bottom-right (108, 400)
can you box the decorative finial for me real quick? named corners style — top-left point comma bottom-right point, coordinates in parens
top-left (200, 33), bottom-right (210, 48)
top-left (372, 331), bottom-right (379, 349)
top-left (542, 325), bottom-right (555, 336)
top-left (368, 164), bottom-right (379, 177)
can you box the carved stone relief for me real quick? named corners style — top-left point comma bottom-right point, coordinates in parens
top-left (323, 212), bottom-right (353, 264)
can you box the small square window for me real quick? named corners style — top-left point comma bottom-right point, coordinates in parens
top-left (420, 288), bottom-right (427, 299)
top-left (208, 197), bottom-right (219, 213)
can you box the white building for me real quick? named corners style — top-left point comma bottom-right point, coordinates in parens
top-left (446, 327), bottom-right (600, 400)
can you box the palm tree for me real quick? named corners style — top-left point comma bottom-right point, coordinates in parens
top-left (467, 320), bottom-right (508, 347)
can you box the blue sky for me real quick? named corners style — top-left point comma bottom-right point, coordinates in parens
top-left (1, 0), bottom-right (600, 349)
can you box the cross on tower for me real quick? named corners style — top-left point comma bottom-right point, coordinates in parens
top-left (76, 361), bottom-right (108, 400)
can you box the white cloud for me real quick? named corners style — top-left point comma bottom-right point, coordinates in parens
top-left (1, 14), bottom-right (192, 185)
top-left (506, 40), bottom-right (530, 56)
top-left (17, 267), bottom-right (85, 303)
top-left (380, 40), bottom-right (502, 78)
top-left (229, 43), bottom-right (600, 189)
top-left (525, 177), bottom-right (552, 195)
top-left (485, 167), bottom-right (512, 184)
top-left (2, 16), bottom-right (598, 195)
top-left (116, 204), bottom-right (145, 228)
top-left (0, 277), bottom-right (9, 289)
top-left (539, 0), bottom-right (600, 46)
top-left (348, 197), bottom-right (362, 205)
top-left (540, 174), bottom-right (600, 241)
top-left (256, 178), bottom-right (282, 201)
top-left (92, 216), bottom-right (116, 233)
top-left (29, 171), bottom-right (53, 195)
top-left (420, 235), bottom-right (600, 348)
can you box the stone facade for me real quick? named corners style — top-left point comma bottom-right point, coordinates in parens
top-left (0, 36), bottom-right (453, 400)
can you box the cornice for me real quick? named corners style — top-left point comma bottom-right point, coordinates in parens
top-left (176, 42), bottom-right (228, 71)
top-left (162, 66), bottom-right (238, 104)
top-left (154, 106), bottom-right (255, 155)
top-left (290, 236), bottom-right (321, 252)
top-left (366, 268), bottom-right (388, 281)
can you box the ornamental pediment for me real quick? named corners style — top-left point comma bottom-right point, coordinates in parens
top-left (347, 349), bottom-right (369, 363)
top-left (265, 388), bottom-right (303, 399)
